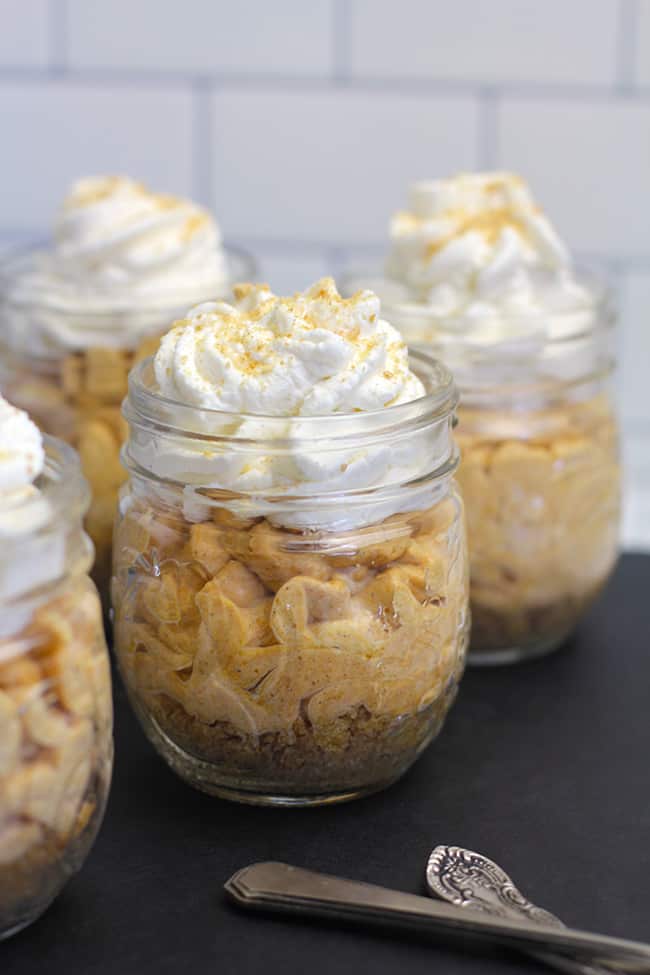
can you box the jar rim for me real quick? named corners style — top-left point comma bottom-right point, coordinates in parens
top-left (450, 357), bottom-right (615, 408)
top-left (125, 346), bottom-right (458, 441)
top-left (0, 240), bottom-right (258, 318)
top-left (123, 350), bottom-right (459, 526)
top-left (1, 435), bottom-right (90, 536)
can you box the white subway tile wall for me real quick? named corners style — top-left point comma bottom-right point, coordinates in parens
top-left (254, 251), bottom-right (333, 296)
top-left (0, 0), bottom-right (648, 547)
top-left (0, 0), bottom-right (50, 69)
top-left (496, 99), bottom-right (650, 258)
top-left (66, 0), bottom-right (334, 76)
top-left (349, 0), bottom-right (620, 85)
top-left (211, 90), bottom-right (480, 243)
top-left (0, 82), bottom-right (194, 230)
top-left (637, 0), bottom-right (650, 85)
top-left (620, 271), bottom-right (650, 424)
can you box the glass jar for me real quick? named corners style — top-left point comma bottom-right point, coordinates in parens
top-left (0, 437), bottom-right (113, 939)
top-left (112, 351), bottom-right (469, 806)
top-left (367, 273), bottom-right (621, 664)
top-left (0, 245), bottom-right (257, 600)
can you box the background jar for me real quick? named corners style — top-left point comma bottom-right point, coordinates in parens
top-left (0, 436), bottom-right (113, 939)
top-left (112, 351), bottom-right (469, 806)
top-left (380, 276), bottom-right (621, 664)
top-left (0, 245), bottom-right (257, 600)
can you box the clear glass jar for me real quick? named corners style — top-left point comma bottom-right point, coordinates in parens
top-left (360, 273), bottom-right (621, 664)
top-left (112, 351), bottom-right (469, 806)
top-left (0, 437), bottom-right (113, 939)
top-left (0, 245), bottom-right (257, 600)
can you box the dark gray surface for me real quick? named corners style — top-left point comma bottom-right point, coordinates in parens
top-left (5, 554), bottom-right (650, 974)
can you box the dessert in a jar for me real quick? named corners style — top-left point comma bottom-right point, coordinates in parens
top-left (0, 176), bottom-right (256, 597)
top-left (0, 396), bottom-right (113, 939)
top-left (349, 172), bottom-right (620, 664)
top-left (112, 278), bottom-right (469, 805)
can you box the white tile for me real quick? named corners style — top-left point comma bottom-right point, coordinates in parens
top-left (622, 486), bottom-right (650, 551)
top-left (0, 81), bottom-right (194, 231)
top-left (252, 250), bottom-right (334, 294)
top-left (637, 0), bottom-right (650, 86)
top-left (623, 432), bottom-right (650, 479)
top-left (0, 0), bottom-right (49, 67)
top-left (350, 0), bottom-right (618, 85)
top-left (619, 271), bottom-right (650, 424)
top-left (66, 0), bottom-right (333, 76)
top-left (497, 99), bottom-right (650, 258)
top-left (211, 90), bottom-right (480, 244)
top-left (622, 432), bottom-right (650, 552)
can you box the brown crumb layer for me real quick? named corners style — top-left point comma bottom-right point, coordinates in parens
top-left (0, 796), bottom-right (103, 936)
top-left (469, 578), bottom-right (608, 654)
top-left (144, 693), bottom-right (453, 794)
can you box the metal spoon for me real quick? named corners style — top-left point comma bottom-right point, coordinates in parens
top-left (225, 861), bottom-right (650, 973)
top-left (426, 845), bottom-right (613, 975)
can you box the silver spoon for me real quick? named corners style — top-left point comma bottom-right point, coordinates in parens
top-left (226, 861), bottom-right (650, 973)
top-left (426, 845), bottom-right (613, 975)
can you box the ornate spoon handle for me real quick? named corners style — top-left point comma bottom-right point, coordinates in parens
top-left (426, 846), bottom-right (614, 975)
top-left (225, 862), bottom-right (650, 973)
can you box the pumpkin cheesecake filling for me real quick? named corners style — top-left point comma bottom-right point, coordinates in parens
top-left (114, 495), bottom-right (467, 788)
top-left (112, 279), bottom-right (469, 800)
top-left (0, 396), bottom-right (112, 934)
top-left (0, 581), bottom-right (112, 928)
top-left (456, 395), bottom-right (620, 653)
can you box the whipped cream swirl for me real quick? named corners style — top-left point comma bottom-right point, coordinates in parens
top-left (3, 176), bottom-right (229, 355)
top-left (129, 279), bottom-right (452, 531)
top-left (384, 171), bottom-right (601, 380)
top-left (0, 394), bottom-right (45, 497)
top-left (387, 172), bottom-right (580, 313)
top-left (0, 396), bottom-right (66, 621)
top-left (155, 277), bottom-right (424, 414)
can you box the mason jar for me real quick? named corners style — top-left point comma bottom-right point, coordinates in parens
top-left (370, 272), bottom-right (621, 664)
top-left (0, 245), bottom-right (257, 599)
top-left (112, 350), bottom-right (469, 806)
top-left (0, 436), bottom-right (113, 939)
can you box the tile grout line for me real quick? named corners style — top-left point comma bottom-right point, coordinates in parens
top-left (332, 0), bottom-right (351, 83)
top-left (2, 64), bottom-right (650, 102)
top-left (48, 0), bottom-right (68, 76)
top-left (616, 0), bottom-right (640, 89)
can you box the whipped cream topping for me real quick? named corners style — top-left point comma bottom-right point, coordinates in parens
top-left (0, 397), bottom-right (66, 623)
top-left (383, 172), bottom-right (602, 382)
top-left (155, 277), bottom-right (424, 415)
top-left (129, 279), bottom-right (451, 531)
top-left (3, 176), bottom-right (229, 355)
top-left (0, 394), bottom-right (45, 496)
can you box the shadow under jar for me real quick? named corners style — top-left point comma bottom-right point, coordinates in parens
top-left (0, 437), bottom-right (113, 939)
top-left (0, 245), bottom-right (256, 600)
top-left (112, 351), bottom-right (469, 806)
top-left (380, 274), bottom-right (621, 665)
